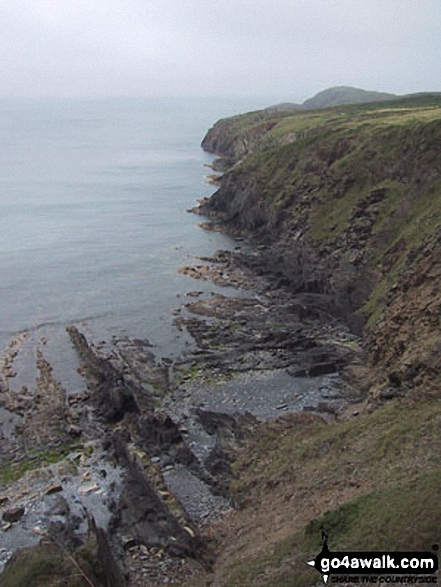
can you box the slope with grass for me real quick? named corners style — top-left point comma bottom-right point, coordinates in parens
top-left (201, 86), bottom-right (399, 160)
top-left (188, 92), bottom-right (441, 586)
top-left (4, 91), bottom-right (440, 587)
top-left (200, 93), bottom-right (441, 400)
top-left (191, 398), bottom-right (441, 586)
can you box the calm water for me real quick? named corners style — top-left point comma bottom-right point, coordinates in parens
top-left (0, 96), bottom-right (266, 390)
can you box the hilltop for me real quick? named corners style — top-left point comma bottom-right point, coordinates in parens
top-left (301, 85), bottom-right (396, 109)
top-left (266, 85), bottom-right (397, 112)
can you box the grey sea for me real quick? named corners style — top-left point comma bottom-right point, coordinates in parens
top-left (0, 96), bottom-right (266, 391)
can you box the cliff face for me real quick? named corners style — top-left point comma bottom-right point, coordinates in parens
top-left (202, 87), bottom-right (400, 162)
top-left (201, 114), bottom-right (280, 161)
top-left (199, 95), bottom-right (441, 399)
top-left (184, 91), bottom-right (441, 587)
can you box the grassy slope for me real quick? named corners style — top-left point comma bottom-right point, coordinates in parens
top-left (191, 96), bottom-right (441, 586)
top-left (0, 540), bottom-right (106, 587)
top-left (198, 399), bottom-right (441, 586)
top-left (219, 96), bottom-right (441, 327)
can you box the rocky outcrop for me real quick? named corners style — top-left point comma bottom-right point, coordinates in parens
top-left (198, 95), bottom-right (441, 400)
top-left (67, 326), bottom-right (142, 423)
top-left (201, 87), bottom-right (412, 168)
top-left (109, 436), bottom-right (202, 558)
top-left (201, 116), bottom-right (278, 161)
top-left (366, 233), bottom-right (441, 399)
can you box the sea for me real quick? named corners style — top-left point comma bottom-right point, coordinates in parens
top-left (0, 96), bottom-right (268, 392)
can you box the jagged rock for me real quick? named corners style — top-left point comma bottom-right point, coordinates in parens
top-left (109, 436), bottom-right (203, 559)
top-left (137, 412), bottom-right (196, 468)
top-left (309, 362), bottom-right (337, 377)
top-left (2, 507), bottom-right (25, 523)
top-left (45, 484), bottom-right (63, 495)
top-left (67, 326), bottom-right (142, 423)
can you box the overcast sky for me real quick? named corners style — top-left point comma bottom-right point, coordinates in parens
top-left (1, 0), bottom-right (440, 101)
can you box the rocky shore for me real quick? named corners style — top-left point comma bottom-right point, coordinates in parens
top-left (2, 93), bottom-right (441, 586)
top-left (0, 225), bottom-right (361, 585)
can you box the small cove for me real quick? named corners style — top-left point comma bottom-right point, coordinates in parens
top-left (0, 96), bottom-right (267, 391)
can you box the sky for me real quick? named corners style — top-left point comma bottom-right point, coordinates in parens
top-left (0, 0), bottom-right (440, 101)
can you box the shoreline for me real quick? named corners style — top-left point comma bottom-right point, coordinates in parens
top-left (0, 220), bottom-right (361, 583)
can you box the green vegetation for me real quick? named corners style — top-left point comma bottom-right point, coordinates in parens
top-left (0, 540), bottom-right (105, 587)
top-left (234, 398), bottom-right (441, 489)
top-left (173, 363), bottom-right (202, 385)
top-left (192, 93), bottom-right (441, 587)
top-left (0, 442), bottom-right (75, 485)
top-left (307, 472), bottom-right (441, 551)
top-left (226, 472), bottom-right (441, 587)
top-left (218, 398), bottom-right (441, 586)
top-left (214, 94), bottom-right (441, 327)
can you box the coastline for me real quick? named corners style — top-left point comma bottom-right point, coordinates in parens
top-left (6, 92), bottom-right (441, 584)
top-left (0, 175), bottom-right (359, 584)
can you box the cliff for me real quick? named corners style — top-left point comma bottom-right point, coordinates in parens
top-left (200, 92), bottom-right (441, 400)
top-left (202, 86), bottom-right (400, 162)
top-left (187, 91), bottom-right (441, 586)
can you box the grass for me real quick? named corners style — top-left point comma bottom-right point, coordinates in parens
top-left (226, 472), bottom-right (441, 587)
top-left (184, 94), bottom-right (441, 587)
top-left (0, 540), bottom-right (105, 587)
top-left (0, 442), bottom-right (75, 485)
top-left (234, 398), bottom-right (441, 485)
top-left (219, 97), bottom-right (441, 330)
top-left (211, 398), bottom-right (441, 586)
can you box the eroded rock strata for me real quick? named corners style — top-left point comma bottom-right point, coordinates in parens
top-left (198, 94), bottom-right (441, 402)
top-left (2, 93), bottom-right (441, 586)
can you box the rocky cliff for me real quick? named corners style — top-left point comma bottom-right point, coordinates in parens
top-left (2, 90), bottom-right (441, 587)
top-left (174, 91), bottom-right (441, 587)
top-left (202, 86), bottom-right (400, 164)
top-left (199, 93), bottom-right (441, 400)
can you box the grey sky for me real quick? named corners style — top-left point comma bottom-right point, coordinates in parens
top-left (1, 0), bottom-right (440, 100)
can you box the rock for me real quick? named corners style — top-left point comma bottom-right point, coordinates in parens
top-left (66, 326), bottom-right (143, 424)
top-left (109, 438), bottom-right (202, 558)
top-left (45, 484), bottom-right (63, 495)
top-left (309, 362), bottom-right (337, 377)
top-left (0, 496), bottom-right (9, 506)
top-left (388, 371), bottom-right (402, 387)
top-left (79, 483), bottom-right (100, 495)
top-left (46, 495), bottom-right (70, 517)
top-left (287, 367), bottom-right (308, 377)
top-left (67, 425), bottom-right (82, 437)
top-left (2, 507), bottom-right (25, 523)
top-left (316, 402), bottom-right (337, 415)
top-left (137, 412), bottom-right (200, 471)
top-left (122, 537), bottom-right (139, 550)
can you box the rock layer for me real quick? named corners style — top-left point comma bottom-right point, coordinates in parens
top-left (198, 94), bottom-right (441, 401)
